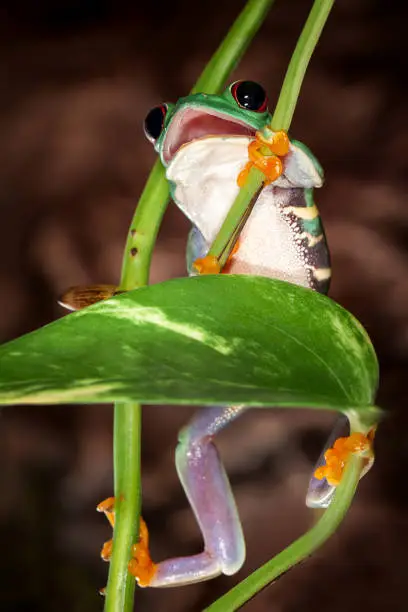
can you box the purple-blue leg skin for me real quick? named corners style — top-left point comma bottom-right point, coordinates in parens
top-left (149, 405), bottom-right (247, 587)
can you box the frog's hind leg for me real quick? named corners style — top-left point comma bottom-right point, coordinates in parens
top-left (130, 405), bottom-right (247, 587)
top-left (305, 415), bottom-right (375, 509)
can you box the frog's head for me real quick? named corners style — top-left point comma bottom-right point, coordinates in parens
top-left (143, 81), bottom-right (271, 166)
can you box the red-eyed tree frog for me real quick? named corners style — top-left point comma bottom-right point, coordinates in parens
top-left (97, 81), bottom-right (374, 588)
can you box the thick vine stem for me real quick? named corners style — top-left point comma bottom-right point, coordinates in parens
top-left (104, 403), bottom-right (141, 612)
top-left (104, 1), bottom-right (276, 610)
top-left (270, 0), bottom-right (335, 131)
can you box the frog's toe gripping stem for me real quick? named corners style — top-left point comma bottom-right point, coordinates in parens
top-left (100, 538), bottom-right (113, 562)
top-left (132, 406), bottom-right (247, 587)
top-left (128, 517), bottom-right (158, 587)
top-left (96, 496), bottom-right (156, 585)
top-left (237, 129), bottom-right (290, 187)
top-left (192, 241), bottom-right (240, 276)
top-left (306, 416), bottom-right (375, 509)
top-left (97, 496), bottom-right (116, 561)
top-left (97, 496), bottom-right (115, 525)
top-left (314, 430), bottom-right (374, 485)
top-left (193, 255), bottom-right (221, 275)
top-left (256, 128), bottom-right (290, 157)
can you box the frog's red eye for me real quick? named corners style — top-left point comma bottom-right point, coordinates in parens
top-left (231, 81), bottom-right (268, 113)
top-left (144, 104), bottom-right (167, 143)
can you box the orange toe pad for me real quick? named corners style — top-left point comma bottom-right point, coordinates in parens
top-left (314, 431), bottom-right (374, 486)
top-left (97, 496), bottom-right (116, 528)
top-left (128, 518), bottom-right (157, 587)
top-left (100, 538), bottom-right (113, 562)
top-left (193, 255), bottom-right (221, 275)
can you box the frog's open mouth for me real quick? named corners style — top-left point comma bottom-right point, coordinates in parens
top-left (162, 108), bottom-right (255, 164)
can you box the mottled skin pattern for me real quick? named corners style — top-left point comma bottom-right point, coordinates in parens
top-left (278, 183), bottom-right (331, 293)
top-left (132, 82), bottom-right (333, 587)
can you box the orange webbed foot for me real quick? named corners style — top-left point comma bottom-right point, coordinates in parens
top-left (100, 538), bottom-right (113, 562)
top-left (97, 496), bottom-right (116, 560)
top-left (128, 517), bottom-right (157, 587)
top-left (237, 162), bottom-right (252, 187)
top-left (237, 129), bottom-right (289, 187)
top-left (97, 496), bottom-right (116, 527)
top-left (256, 129), bottom-right (290, 157)
top-left (314, 430), bottom-right (375, 487)
top-left (97, 498), bottom-right (156, 586)
top-left (193, 255), bottom-right (221, 275)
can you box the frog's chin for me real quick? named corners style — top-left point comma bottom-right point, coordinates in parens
top-left (162, 107), bottom-right (255, 164)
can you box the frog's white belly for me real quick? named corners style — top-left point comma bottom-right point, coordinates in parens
top-left (166, 136), bottom-right (311, 287)
top-left (225, 189), bottom-right (308, 286)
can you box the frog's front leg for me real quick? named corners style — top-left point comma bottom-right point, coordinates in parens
top-left (237, 129), bottom-right (290, 187)
top-left (129, 405), bottom-right (247, 587)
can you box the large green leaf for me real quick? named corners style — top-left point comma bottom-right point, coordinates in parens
top-left (0, 275), bottom-right (378, 411)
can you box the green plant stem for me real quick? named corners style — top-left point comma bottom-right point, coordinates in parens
top-left (208, 169), bottom-right (264, 263)
top-left (119, 161), bottom-right (169, 291)
top-left (270, 0), bottom-right (335, 130)
top-left (207, 0), bottom-right (335, 266)
top-left (205, 454), bottom-right (363, 612)
top-left (192, 0), bottom-right (276, 95)
top-left (104, 402), bottom-right (141, 612)
top-left (105, 1), bottom-right (276, 611)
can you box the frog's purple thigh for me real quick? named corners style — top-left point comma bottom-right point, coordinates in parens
top-left (148, 405), bottom-right (246, 587)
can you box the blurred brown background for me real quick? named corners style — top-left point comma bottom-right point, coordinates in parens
top-left (1, 0), bottom-right (407, 610)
